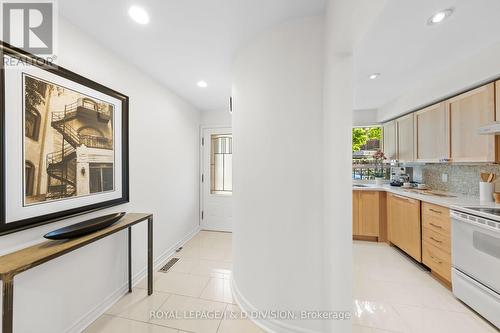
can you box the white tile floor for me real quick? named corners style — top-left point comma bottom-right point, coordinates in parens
top-left (84, 231), bottom-right (264, 333)
top-left (85, 233), bottom-right (498, 333)
top-left (353, 241), bottom-right (499, 333)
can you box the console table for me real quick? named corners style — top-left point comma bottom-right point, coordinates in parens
top-left (0, 213), bottom-right (153, 333)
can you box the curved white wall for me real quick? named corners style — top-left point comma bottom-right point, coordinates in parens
top-left (231, 0), bottom-right (382, 330)
top-left (232, 16), bottom-right (326, 333)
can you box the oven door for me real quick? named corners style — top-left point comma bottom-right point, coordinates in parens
top-left (451, 212), bottom-right (500, 294)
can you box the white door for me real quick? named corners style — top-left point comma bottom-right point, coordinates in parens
top-left (201, 128), bottom-right (232, 231)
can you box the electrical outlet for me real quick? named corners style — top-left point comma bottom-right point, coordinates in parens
top-left (442, 173), bottom-right (448, 183)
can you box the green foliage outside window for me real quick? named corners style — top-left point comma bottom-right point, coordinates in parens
top-left (352, 127), bottom-right (382, 152)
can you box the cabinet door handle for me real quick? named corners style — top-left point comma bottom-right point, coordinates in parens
top-left (430, 236), bottom-right (442, 244)
top-left (430, 255), bottom-right (443, 264)
top-left (392, 194), bottom-right (411, 202)
top-left (429, 222), bottom-right (443, 229)
top-left (429, 208), bottom-right (442, 214)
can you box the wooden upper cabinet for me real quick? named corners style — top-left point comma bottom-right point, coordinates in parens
top-left (447, 83), bottom-right (497, 162)
top-left (396, 113), bottom-right (415, 163)
top-left (382, 121), bottom-right (397, 161)
top-left (415, 102), bottom-right (449, 162)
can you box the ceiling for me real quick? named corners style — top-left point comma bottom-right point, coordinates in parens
top-left (60, 0), bottom-right (500, 113)
top-left (59, 0), bottom-right (327, 112)
top-left (353, 0), bottom-right (500, 111)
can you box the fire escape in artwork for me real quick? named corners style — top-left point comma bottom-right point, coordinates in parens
top-left (45, 99), bottom-right (113, 199)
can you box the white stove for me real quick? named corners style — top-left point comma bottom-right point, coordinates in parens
top-left (450, 207), bottom-right (500, 329)
top-left (456, 206), bottom-right (500, 221)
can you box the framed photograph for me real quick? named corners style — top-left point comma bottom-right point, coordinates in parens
top-left (0, 42), bottom-right (129, 235)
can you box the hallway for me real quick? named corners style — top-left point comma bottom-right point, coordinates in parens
top-left (85, 231), bottom-right (262, 333)
top-left (85, 233), bottom-right (498, 333)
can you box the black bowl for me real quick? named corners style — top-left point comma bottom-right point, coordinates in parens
top-left (44, 212), bottom-right (126, 240)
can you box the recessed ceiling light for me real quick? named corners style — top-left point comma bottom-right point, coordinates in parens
top-left (369, 73), bottom-right (380, 80)
top-left (427, 8), bottom-right (454, 26)
top-left (128, 5), bottom-right (150, 25)
top-left (197, 80), bottom-right (208, 88)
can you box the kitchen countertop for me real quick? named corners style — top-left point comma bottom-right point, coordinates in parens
top-left (352, 182), bottom-right (500, 209)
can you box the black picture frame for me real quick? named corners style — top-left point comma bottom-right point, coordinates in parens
top-left (0, 41), bottom-right (129, 236)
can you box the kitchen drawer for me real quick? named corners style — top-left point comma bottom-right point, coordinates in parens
top-left (388, 193), bottom-right (420, 205)
top-left (423, 227), bottom-right (450, 254)
top-left (422, 204), bottom-right (450, 236)
top-left (422, 202), bottom-right (449, 220)
top-left (423, 240), bottom-right (451, 282)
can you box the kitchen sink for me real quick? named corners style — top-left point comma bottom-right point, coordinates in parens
top-left (353, 184), bottom-right (369, 188)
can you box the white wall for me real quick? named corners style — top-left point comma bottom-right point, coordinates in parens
top-left (322, 0), bottom-right (389, 331)
top-left (377, 40), bottom-right (500, 122)
top-left (0, 19), bottom-right (201, 333)
top-left (231, 1), bottom-right (387, 332)
top-left (201, 110), bottom-right (232, 127)
top-left (353, 109), bottom-right (378, 126)
top-left (232, 16), bottom-right (325, 333)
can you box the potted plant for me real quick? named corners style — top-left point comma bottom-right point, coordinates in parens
top-left (373, 150), bottom-right (387, 185)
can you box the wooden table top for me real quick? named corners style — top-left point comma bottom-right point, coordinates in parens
top-left (0, 213), bottom-right (152, 279)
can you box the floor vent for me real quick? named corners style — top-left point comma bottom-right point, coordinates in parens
top-left (159, 258), bottom-right (180, 273)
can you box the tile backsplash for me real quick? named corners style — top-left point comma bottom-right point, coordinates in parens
top-left (412, 164), bottom-right (500, 196)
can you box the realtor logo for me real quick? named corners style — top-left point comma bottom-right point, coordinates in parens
top-left (2, 1), bottom-right (54, 54)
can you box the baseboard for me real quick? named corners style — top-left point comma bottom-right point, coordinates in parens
top-left (230, 278), bottom-right (321, 333)
top-left (65, 224), bottom-right (201, 333)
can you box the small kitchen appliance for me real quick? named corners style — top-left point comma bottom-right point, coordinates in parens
top-left (390, 167), bottom-right (413, 187)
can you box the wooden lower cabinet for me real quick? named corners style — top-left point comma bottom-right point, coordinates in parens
top-left (387, 193), bottom-right (422, 262)
top-left (353, 191), bottom-right (360, 235)
top-left (422, 203), bottom-right (452, 284)
top-left (355, 190), bottom-right (453, 285)
top-left (352, 190), bottom-right (386, 241)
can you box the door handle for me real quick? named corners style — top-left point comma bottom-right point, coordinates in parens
top-left (430, 236), bottom-right (443, 244)
top-left (429, 208), bottom-right (442, 214)
top-left (430, 255), bottom-right (443, 264)
top-left (392, 194), bottom-right (411, 202)
top-left (429, 222), bottom-right (443, 229)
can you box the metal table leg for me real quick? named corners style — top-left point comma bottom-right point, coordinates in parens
top-left (128, 226), bottom-right (132, 293)
top-left (147, 216), bottom-right (153, 295)
top-left (2, 275), bottom-right (14, 333)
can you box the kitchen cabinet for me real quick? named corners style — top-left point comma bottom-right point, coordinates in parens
top-left (422, 202), bottom-right (451, 283)
top-left (396, 114), bottom-right (415, 163)
top-left (358, 191), bottom-right (380, 237)
top-left (415, 102), bottom-right (449, 162)
top-left (352, 191), bottom-right (386, 241)
top-left (423, 241), bottom-right (451, 283)
top-left (387, 193), bottom-right (421, 262)
top-left (382, 121), bottom-right (397, 161)
top-left (496, 80), bottom-right (500, 120)
top-left (352, 191), bottom-right (359, 235)
top-left (447, 83), bottom-right (498, 162)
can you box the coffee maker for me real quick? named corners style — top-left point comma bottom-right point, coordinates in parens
top-left (390, 167), bottom-right (413, 187)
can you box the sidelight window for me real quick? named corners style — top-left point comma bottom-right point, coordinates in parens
top-left (210, 134), bottom-right (232, 194)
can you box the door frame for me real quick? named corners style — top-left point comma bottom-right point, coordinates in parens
top-left (199, 126), bottom-right (232, 229)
